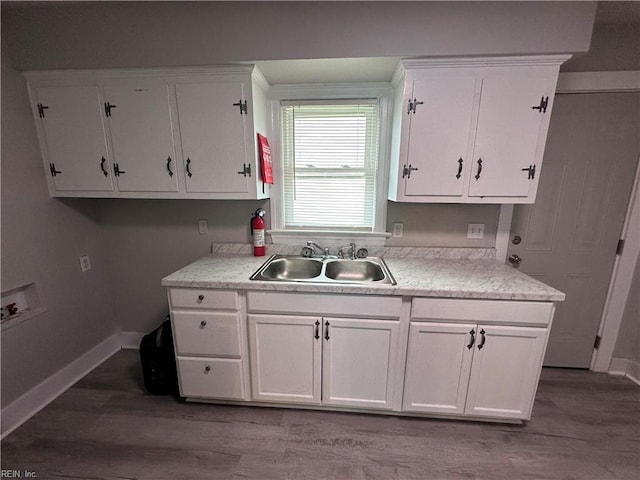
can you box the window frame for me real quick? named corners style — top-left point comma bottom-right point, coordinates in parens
top-left (268, 83), bottom-right (393, 246)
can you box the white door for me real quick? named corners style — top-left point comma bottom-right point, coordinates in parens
top-left (404, 75), bottom-right (478, 197)
top-left (248, 314), bottom-right (321, 404)
top-left (465, 325), bottom-right (547, 420)
top-left (403, 322), bottom-right (475, 415)
top-left (175, 82), bottom-right (251, 193)
top-left (321, 317), bottom-right (399, 409)
top-left (104, 85), bottom-right (179, 192)
top-left (35, 86), bottom-right (113, 192)
top-left (469, 73), bottom-right (554, 198)
top-left (508, 93), bottom-right (640, 367)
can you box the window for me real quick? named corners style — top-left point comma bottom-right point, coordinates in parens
top-left (280, 100), bottom-right (380, 231)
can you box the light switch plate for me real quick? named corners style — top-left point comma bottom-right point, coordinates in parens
top-left (79, 255), bottom-right (91, 272)
top-left (198, 219), bottom-right (208, 235)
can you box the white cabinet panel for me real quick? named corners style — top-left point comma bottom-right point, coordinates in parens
top-left (177, 356), bottom-right (245, 400)
top-left (468, 74), bottom-right (554, 198)
top-left (403, 322), bottom-right (475, 414)
top-left (322, 317), bottom-right (400, 409)
top-left (176, 82), bottom-right (250, 194)
top-left (104, 84), bottom-right (179, 192)
top-left (404, 75), bottom-right (478, 198)
top-left (465, 325), bottom-right (547, 420)
top-left (172, 311), bottom-right (242, 357)
top-left (35, 86), bottom-right (113, 192)
top-left (248, 314), bottom-right (322, 404)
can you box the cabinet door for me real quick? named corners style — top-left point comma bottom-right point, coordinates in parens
top-left (322, 317), bottom-right (400, 409)
top-left (465, 325), bottom-right (547, 420)
top-left (176, 82), bottom-right (251, 193)
top-left (403, 322), bottom-right (475, 415)
top-left (468, 73), bottom-right (554, 198)
top-left (104, 85), bottom-right (179, 192)
top-left (404, 76), bottom-right (478, 198)
top-left (248, 314), bottom-right (322, 404)
top-left (35, 86), bottom-right (113, 192)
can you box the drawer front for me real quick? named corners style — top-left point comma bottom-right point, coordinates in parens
top-left (172, 311), bottom-right (242, 356)
top-left (169, 288), bottom-right (238, 310)
top-left (411, 298), bottom-right (554, 326)
top-left (177, 357), bottom-right (246, 400)
top-left (247, 291), bottom-right (402, 319)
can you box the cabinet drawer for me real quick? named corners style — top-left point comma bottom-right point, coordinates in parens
top-left (247, 291), bottom-right (402, 319)
top-left (169, 288), bottom-right (238, 310)
top-left (172, 311), bottom-right (242, 356)
top-left (411, 298), bottom-right (553, 326)
top-left (177, 357), bottom-right (246, 400)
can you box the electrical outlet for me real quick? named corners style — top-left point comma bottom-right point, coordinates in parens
top-left (467, 223), bottom-right (485, 239)
top-left (393, 223), bottom-right (404, 238)
top-left (198, 219), bottom-right (208, 235)
top-left (79, 255), bottom-right (91, 272)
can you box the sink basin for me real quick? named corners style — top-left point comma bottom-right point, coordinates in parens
top-left (324, 259), bottom-right (386, 282)
top-left (260, 257), bottom-right (323, 280)
top-left (250, 255), bottom-right (396, 285)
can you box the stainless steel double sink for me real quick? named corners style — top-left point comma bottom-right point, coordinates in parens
top-left (250, 255), bottom-right (396, 285)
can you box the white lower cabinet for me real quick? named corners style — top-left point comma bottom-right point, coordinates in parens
top-left (249, 314), bottom-right (400, 410)
top-left (167, 287), bottom-right (555, 423)
top-left (246, 291), bottom-right (402, 410)
top-left (168, 288), bottom-right (249, 401)
top-left (403, 298), bottom-right (552, 421)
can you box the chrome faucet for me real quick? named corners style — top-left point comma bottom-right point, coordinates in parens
top-left (305, 241), bottom-right (331, 258)
top-left (338, 242), bottom-right (357, 260)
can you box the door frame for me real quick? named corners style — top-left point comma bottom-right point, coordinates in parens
top-left (496, 70), bottom-right (640, 373)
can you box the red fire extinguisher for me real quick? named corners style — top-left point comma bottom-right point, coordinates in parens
top-left (250, 208), bottom-right (266, 257)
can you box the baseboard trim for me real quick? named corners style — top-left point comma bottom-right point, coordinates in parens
top-left (1, 333), bottom-right (122, 439)
top-left (119, 331), bottom-right (145, 350)
top-left (609, 358), bottom-right (640, 386)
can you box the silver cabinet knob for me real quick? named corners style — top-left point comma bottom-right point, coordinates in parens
top-left (200, 320), bottom-right (207, 328)
top-left (204, 365), bottom-right (211, 373)
top-left (508, 254), bottom-right (522, 265)
top-left (197, 294), bottom-right (204, 303)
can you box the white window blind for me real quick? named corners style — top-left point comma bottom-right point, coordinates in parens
top-left (280, 100), bottom-right (380, 231)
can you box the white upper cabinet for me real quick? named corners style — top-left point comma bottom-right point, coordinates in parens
top-left (104, 83), bottom-right (179, 192)
top-left (25, 66), bottom-right (271, 199)
top-left (176, 81), bottom-right (252, 194)
top-left (33, 85), bottom-right (114, 192)
top-left (388, 55), bottom-right (570, 204)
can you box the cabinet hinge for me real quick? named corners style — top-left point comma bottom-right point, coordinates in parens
top-left (233, 100), bottom-right (248, 115)
top-left (402, 164), bottom-right (418, 179)
top-left (616, 239), bottom-right (625, 255)
top-left (593, 335), bottom-right (602, 350)
top-left (531, 96), bottom-right (549, 114)
top-left (521, 164), bottom-right (536, 180)
top-left (49, 163), bottom-right (62, 177)
top-left (407, 98), bottom-right (424, 115)
top-left (237, 163), bottom-right (251, 177)
top-left (104, 102), bottom-right (117, 117)
top-left (37, 103), bottom-right (49, 118)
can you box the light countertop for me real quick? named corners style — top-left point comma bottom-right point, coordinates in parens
top-left (162, 245), bottom-right (565, 302)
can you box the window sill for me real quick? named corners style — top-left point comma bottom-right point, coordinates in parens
top-left (268, 230), bottom-right (391, 247)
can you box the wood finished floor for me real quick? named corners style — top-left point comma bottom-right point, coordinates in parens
top-left (1, 350), bottom-right (638, 480)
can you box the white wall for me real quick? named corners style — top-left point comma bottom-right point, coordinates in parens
top-left (1, 1), bottom-right (596, 71)
top-left (0, 37), bottom-right (118, 407)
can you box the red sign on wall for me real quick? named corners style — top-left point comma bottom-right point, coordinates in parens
top-left (257, 133), bottom-right (273, 184)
